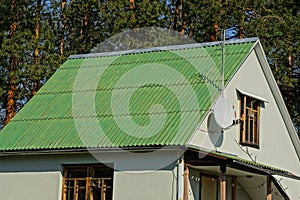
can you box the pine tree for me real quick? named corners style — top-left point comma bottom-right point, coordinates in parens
top-left (0, 0), bottom-right (298, 134)
top-left (59, 0), bottom-right (67, 63)
top-left (32, 0), bottom-right (42, 96)
top-left (4, 0), bottom-right (19, 125)
top-left (241, 0), bottom-right (300, 135)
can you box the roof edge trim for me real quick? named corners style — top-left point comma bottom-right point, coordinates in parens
top-left (69, 37), bottom-right (259, 59)
top-left (0, 145), bottom-right (185, 156)
top-left (254, 41), bottom-right (300, 161)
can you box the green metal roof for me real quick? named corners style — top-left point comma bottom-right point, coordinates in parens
top-left (0, 38), bottom-right (257, 151)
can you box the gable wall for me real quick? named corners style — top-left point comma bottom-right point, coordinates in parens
top-left (189, 50), bottom-right (300, 199)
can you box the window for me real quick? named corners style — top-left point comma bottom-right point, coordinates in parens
top-left (62, 164), bottom-right (113, 200)
top-left (240, 94), bottom-right (260, 147)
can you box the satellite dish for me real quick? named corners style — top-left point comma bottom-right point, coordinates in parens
top-left (213, 98), bottom-right (235, 129)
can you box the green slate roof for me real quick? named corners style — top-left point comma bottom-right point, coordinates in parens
top-left (0, 38), bottom-right (257, 151)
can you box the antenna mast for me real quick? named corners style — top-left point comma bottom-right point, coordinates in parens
top-left (221, 29), bottom-right (225, 97)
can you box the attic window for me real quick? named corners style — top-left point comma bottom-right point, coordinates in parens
top-left (62, 164), bottom-right (113, 200)
top-left (239, 94), bottom-right (260, 148)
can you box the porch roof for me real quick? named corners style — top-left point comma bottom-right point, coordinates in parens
top-left (185, 146), bottom-right (300, 200)
top-left (186, 145), bottom-right (300, 180)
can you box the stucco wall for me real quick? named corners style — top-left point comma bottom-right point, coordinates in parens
top-left (0, 150), bottom-right (181, 200)
top-left (0, 171), bottom-right (61, 200)
top-left (114, 170), bottom-right (176, 200)
top-left (188, 50), bottom-right (300, 199)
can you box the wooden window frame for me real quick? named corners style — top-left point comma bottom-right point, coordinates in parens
top-left (240, 94), bottom-right (260, 148)
top-left (62, 164), bottom-right (113, 200)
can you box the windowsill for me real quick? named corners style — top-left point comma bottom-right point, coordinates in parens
top-left (240, 141), bottom-right (259, 149)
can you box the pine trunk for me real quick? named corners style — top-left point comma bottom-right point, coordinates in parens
top-left (179, 0), bottom-right (185, 37)
top-left (32, 0), bottom-right (41, 96)
top-left (210, 23), bottom-right (219, 42)
top-left (174, 0), bottom-right (179, 30)
top-left (80, 13), bottom-right (88, 54)
top-left (5, 0), bottom-right (17, 125)
top-left (239, 7), bottom-right (245, 39)
top-left (59, 0), bottom-right (67, 63)
top-left (210, 0), bottom-right (221, 42)
top-left (129, 0), bottom-right (137, 31)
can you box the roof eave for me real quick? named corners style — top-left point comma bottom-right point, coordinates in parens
top-left (0, 145), bottom-right (186, 156)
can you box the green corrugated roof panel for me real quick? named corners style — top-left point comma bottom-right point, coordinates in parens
top-left (0, 39), bottom-right (257, 151)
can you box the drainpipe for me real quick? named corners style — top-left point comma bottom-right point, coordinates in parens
top-left (177, 159), bottom-right (184, 200)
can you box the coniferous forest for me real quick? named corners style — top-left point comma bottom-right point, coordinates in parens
top-left (0, 0), bottom-right (299, 136)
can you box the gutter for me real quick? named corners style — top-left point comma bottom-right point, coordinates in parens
top-left (0, 145), bottom-right (185, 156)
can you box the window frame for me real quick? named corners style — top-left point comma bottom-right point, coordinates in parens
top-left (239, 94), bottom-right (260, 148)
top-left (62, 164), bottom-right (113, 200)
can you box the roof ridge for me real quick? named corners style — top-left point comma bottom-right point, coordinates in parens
top-left (69, 37), bottom-right (258, 59)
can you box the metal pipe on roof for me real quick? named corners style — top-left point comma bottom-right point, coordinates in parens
top-left (221, 29), bottom-right (226, 97)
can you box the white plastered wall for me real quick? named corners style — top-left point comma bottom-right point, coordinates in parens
top-left (0, 149), bottom-right (182, 200)
top-left (189, 49), bottom-right (300, 199)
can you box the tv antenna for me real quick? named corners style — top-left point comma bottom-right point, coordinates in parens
top-left (212, 29), bottom-right (236, 129)
top-left (221, 29), bottom-right (225, 97)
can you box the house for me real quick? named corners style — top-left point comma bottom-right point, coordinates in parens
top-left (0, 38), bottom-right (299, 200)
